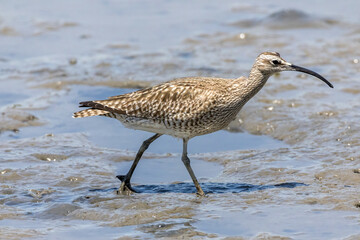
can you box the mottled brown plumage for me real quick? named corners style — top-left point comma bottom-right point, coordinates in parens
top-left (75, 77), bottom-right (250, 138)
top-left (73, 52), bottom-right (333, 196)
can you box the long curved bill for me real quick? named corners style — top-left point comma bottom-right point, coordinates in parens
top-left (290, 64), bottom-right (334, 88)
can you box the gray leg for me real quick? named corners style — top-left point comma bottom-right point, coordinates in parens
top-left (117, 133), bottom-right (162, 194)
top-left (181, 138), bottom-right (205, 196)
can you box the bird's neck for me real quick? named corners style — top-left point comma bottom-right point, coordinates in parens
top-left (244, 66), bottom-right (271, 99)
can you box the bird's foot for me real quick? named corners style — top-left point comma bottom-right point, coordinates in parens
top-left (116, 175), bottom-right (137, 195)
top-left (196, 190), bottom-right (206, 197)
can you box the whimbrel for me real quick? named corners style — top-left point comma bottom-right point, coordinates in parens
top-left (73, 52), bottom-right (333, 196)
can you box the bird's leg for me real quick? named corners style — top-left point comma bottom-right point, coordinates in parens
top-left (117, 133), bottom-right (162, 195)
top-left (181, 138), bottom-right (205, 196)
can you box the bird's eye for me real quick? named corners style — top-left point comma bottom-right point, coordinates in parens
top-left (271, 60), bottom-right (281, 65)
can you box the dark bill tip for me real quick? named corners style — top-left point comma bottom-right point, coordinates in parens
top-left (290, 64), bottom-right (334, 88)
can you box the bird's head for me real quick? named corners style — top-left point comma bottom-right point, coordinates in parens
top-left (254, 52), bottom-right (333, 88)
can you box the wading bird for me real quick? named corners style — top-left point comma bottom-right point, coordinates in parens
top-left (73, 52), bottom-right (333, 196)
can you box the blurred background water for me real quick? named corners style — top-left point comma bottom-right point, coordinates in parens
top-left (0, 1), bottom-right (360, 239)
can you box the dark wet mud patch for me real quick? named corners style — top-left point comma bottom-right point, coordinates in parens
top-left (90, 181), bottom-right (306, 194)
top-left (230, 9), bottom-right (339, 29)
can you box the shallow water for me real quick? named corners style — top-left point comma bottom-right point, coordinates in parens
top-left (1, 0), bottom-right (360, 239)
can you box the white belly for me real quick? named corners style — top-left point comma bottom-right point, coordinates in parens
top-left (119, 116), bottom-right (195, 138)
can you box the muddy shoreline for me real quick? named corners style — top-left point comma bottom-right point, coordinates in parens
top-left (1, 0), bottom-right (360, 239)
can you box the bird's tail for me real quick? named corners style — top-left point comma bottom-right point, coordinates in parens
top-left (73, 100), bottom-right (126, 118)
top-left (73, 101), bottom-right (110, 118)
top-left (72, 109), bottom-right (110, 118)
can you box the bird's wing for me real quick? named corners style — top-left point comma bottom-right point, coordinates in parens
top-left (82, 77), bottom-right (231, 120)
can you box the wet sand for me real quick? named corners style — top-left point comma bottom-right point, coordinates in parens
top-left (1, 0), bottom-right (360, 239)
